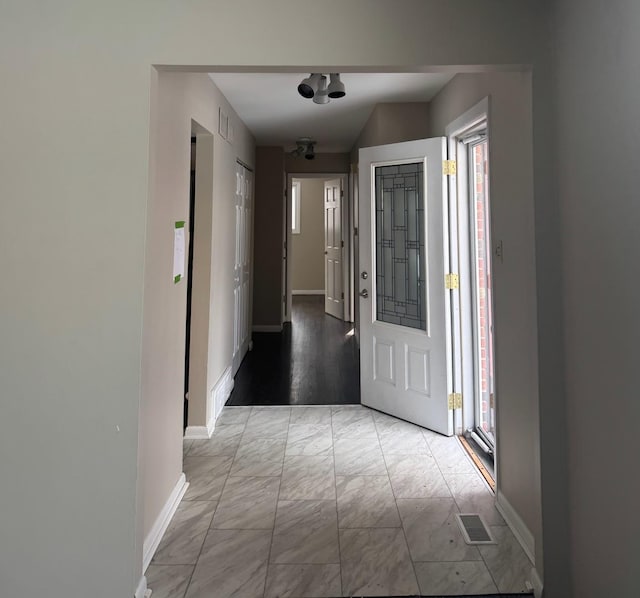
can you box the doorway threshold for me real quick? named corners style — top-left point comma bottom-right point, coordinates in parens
top-left (459, 435), bottom-right (495, 492)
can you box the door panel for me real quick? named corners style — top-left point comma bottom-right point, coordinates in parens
top-left (233, 163), bottom-right (252, 374)
top-left (324, 179), bottom-right (343, 319)
top-left (359, 138), bottom-right (452, 435)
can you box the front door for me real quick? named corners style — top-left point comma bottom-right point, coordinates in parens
top-left (359, 138), bottom-right (453, 435)
top-left (324, 178), bottom-right (343, 319)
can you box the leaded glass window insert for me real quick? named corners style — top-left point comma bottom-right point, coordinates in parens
top-left (374, 162), bottom-right (426, 330)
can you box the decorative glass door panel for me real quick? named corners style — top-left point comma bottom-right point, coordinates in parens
top-left (374, 162), bottom-right (427, 332)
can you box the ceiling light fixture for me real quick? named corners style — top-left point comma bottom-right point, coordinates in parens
top-left (297, 73), bottom-right (346, 104)
top-left (291, 138), bottom-right (316, 160)
top-left (297, 73), bottom-right (322, 99)
top-left (327, 73), bottom-right (346, 98)
top-left (313, 76), bottom-right (330, 105)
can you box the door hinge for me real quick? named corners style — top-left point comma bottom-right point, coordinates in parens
top-left (341, 292), bottom-right (344, 300)
top-left (283, 294), bottom-right (286, 304)
top-left (354, 227), bottom-right (358, 236)
top-left (448, 393), bottom-right (463, 410)
top-left (341, 240), bottom-right (344, 248)
top-left (445, 273), bottom-right (459, 289)
top-left (490, 393), bottom-right (495, 409)
top-left (443, 160), bottom-right (457, 176)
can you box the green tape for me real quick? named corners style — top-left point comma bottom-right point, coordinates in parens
top-left (175, 221), bottom-right (185, 229)
top-left (174, 274), bottom-right (181, 284)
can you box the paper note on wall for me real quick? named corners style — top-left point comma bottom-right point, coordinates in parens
top-left (173, 221), bottom-right (185, 283)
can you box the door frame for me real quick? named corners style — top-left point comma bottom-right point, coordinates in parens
top-left (284, 172), bottom-right (353, 323)
top-left (445, 98), bottom-right (499, 460)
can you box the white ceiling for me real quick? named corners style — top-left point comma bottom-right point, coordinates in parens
top-left (208, 72), bottom-right (454, 153)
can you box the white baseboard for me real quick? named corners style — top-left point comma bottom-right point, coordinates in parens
top-left (292, 289), bottom-right (325, 295)
top-left (134, 574), bottom-right (147, 598)
top-left (495, 490), bottom-right (535, 565)
top-left (184, 366), bottom-right (234, 439)
top-left (530, 566), bottom-right (543, 598)
top-left (212, 366), bottom-right (234, 420)
top-left (143, 473), bottom-right (189, 572)
top-left (183, 425), bottom-right (211, 440)
top-left (252, 324), bottom-right (282, 332)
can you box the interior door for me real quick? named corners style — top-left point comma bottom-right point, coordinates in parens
top-left (240, 170), bottom-right (252, 360)
top-left (232, 163), bottom-right (252, 374)
top-left (324, 178), bottom-right (343, 319)
top-left (359, 138), bottom-right (453, 435)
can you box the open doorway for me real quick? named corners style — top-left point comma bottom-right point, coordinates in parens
top-left (446, 99), bottom-right (497, 482)
top-left (284, 174), bottom-right (353, 323)
top-left (183, 136), bottom-right (197, 431)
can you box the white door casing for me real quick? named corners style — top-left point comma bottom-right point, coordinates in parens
top-left (324, 178), bottom-right (343, 319)
top-left (359, 138), bottom-right (453, 435)
top-left (232, 163), bottom-right (252, 374)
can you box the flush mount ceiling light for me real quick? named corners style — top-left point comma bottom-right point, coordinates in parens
top-left (297, 73), bottom-right (346, 104)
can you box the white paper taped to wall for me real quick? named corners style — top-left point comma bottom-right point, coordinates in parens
top-left (173, 222), bottom-right (185, 283)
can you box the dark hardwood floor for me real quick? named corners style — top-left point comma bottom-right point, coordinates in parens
top-left (227, 295), bottom-right (360, 405)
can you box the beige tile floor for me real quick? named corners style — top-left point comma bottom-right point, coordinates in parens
top-left (147, 405), bottom-right (533, 597)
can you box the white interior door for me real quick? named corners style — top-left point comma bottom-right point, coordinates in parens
top-left (241, 170), bottom-right (252, 358)
top-left (233, 163), bottom-right (252, 374)
top-left (324, 178), bottom-right (343, 319)
top-left (359, 138), bottom-right (453, 435)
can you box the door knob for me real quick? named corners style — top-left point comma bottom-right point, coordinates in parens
top-left (360, 289), bottom-right (369, 298)
top-left (361, 271), bottom-right (368, 280)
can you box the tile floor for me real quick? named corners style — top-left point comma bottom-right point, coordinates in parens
top-left (147, 405), bottom-right (533, 597)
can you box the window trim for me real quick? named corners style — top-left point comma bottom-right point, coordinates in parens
top-left (291, 180), bottom-right (301, 234)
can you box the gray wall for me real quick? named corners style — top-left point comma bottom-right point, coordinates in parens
top-left (552, 0), bottom-right (640, 595)
top-left (351, 102), bottom-right (430, 160)
top-left (429, 72), bottom-right (542, 572)
top-left (285, 152), bottom-right (351, 174)
top-left (292, 179), bottom-right (326, 291)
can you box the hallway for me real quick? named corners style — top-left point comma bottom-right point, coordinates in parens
top-left (228, 296), bottom-right (360, 406)
top-left (147, 405), bottom-right (533, 597)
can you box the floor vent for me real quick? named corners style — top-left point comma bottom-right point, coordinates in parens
top-left (456, 513), bottom-right (495, 544)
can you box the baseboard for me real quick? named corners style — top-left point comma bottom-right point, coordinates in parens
top-left (292, 289), bottom-right (325, 295)
top-left (495, 490), bottom-right (535, 565)
top-left (134, 574), bottom-right (147, 598)
top-left (252, 324), bottom-right (282, 332)
top-left (211, 366), bottom-right (234, 420)
top-left (184, 366), bottom-right (234, 439)
top-left (530, 566), bottom-right (543, 598)
top-left (143, 473), bottom-right (189, 572)
top-left (183, 425), bottom-right (211, 440)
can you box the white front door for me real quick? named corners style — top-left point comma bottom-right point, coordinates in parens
top-left (324, 178), bottom-right (343, 319)
top-left (233, 163), bottom-right (252, 374)
top-left (359, 138), bottom-right (453, 435)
